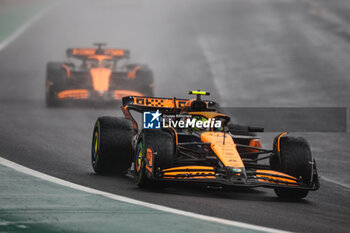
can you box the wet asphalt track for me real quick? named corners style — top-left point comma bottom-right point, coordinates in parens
top-left (0, 0), bottom-right (350, 232)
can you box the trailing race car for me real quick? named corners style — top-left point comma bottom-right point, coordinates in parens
top-left (45, 43), bottom-right (154, 106)
top-left (91, 91), bottom-right (319, 199)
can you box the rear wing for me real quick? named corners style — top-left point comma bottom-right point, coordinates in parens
top-left (66, 48), bottom-right (130, 59)
top-left (122, 96), bottom-right (189, 113)
top-left (122, 96), bottom-right (219, 131)
top-left (122, 96), bottom-right (218, 113)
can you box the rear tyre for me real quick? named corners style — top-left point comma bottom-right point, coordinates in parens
top-left (134, 129), bottom-right (175, 188)
top-left (129, 64), bottom-right (154, 96)
top-left (271, 135), bottom-right (312, 199)
top-left (134, 140), bottom-right (153, 188)
top-left (145, 129), bottom-right (175, 170)
top-left (45, 62), bottom-right (66, 107)
top-left (91, 117), bottom-right (134, 174)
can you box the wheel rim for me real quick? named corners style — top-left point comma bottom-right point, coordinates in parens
top-left (92, 131), bottom-right (98, 160)
top-left (135, 142), bottom-right (144, 184)
top-left (92, 122), bottom-right (100, 165)
top-left (135, 143), bottom-right (142, 173)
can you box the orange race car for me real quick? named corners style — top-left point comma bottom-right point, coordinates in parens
top-left (45, 43), bottom-right (154, 106)
top-left (91, 91), bottom-right (320, 199)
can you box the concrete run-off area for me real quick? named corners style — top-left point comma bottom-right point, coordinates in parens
top-left (0, 160), bottom-right (280, 233)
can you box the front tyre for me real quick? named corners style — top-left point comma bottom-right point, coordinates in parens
top-left (91, 117), bottom-right (134, 174)
top-left (45, 62), bottom-right (66, 107)
top-left (271, 135), bottom-right (313, 199)
top-left (129, 64), bottom-right (154, 96)
top-left (134, 129), bottom-right (175, 188)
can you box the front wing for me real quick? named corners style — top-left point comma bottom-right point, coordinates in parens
top-left (56, 89), bottom-right (145, 101)
top-left (150, 166), bottom-right (319, 190)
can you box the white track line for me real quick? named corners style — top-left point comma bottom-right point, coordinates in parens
top-left (0, 4), bottom-right (56, 52)
top-left (321, 176), bottom-right (350, 190)
top-left (0, 157), bottom-right (290, 233)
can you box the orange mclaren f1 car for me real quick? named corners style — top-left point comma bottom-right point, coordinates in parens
top-left (91, 91), bottom-right (319, 199)
top-left (45, 43), bottom-right (154, 106)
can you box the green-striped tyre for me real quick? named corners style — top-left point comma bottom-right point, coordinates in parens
top-left (91, 117), bottom-right (134, 174)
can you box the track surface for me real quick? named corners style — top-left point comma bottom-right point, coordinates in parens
top-left (0, 0), bottom-right (349, 232)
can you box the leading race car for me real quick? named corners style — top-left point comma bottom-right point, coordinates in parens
top-left (45, 43), bottom-right (154, 106)
top-left (91, 91), bottom-right (320, 199)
